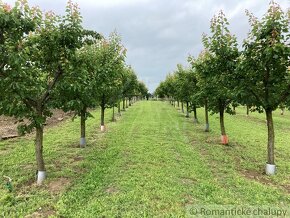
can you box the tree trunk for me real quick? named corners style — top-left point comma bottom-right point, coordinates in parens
top-left (35, 124), bottom-right (45, 185)
top-left (246, 105), bottom-right (249, 116)
top-left (266, 109), bottom-right (275, 165)
top-left (126, 98), bottom-right (128, 108)
top-left (101, 96), bottom-right (105, 131)
top-left (233, 106), bottom-right (236, 115)
top-left (118, 101), bottom-right (121, 116)
top-left (80, 107), bottom-right (86, 148)
top-left (177, 101), bottom-right (180, 108)
top-left (204, 99), bottom-right (209, 132)
top-left (129, 98), bottom-right (132, 106)
top-left (193, 105), bottom-right (198, 123)
top-left (112, 106), bottom-right (116, 122)
top-left (181, 102), bottom-right (184, 113)
top-left (220, 109), bottom-right (226, 135)
top-left (123, 98), bottom-right (125, 111)
top-left (186, 102), bottom-right (189, 118)
top-left (219, 100), bottom-right (228, 145)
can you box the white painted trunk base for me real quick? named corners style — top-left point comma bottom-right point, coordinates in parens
top-left (265, 163), bottom-right (276, 175)
top-left (80, 137), bottom-right (86, 147)
top-left (37, 171), bottom-right (46, 185)
top-left (101, 125), bottom-right (105, 132)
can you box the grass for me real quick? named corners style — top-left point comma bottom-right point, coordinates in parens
top-left (0, 107), bottom-right (115, 216)
top-left (0, 101), bottom-right (289, 217)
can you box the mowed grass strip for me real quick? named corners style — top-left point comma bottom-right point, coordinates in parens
top-left (0, 101), bottom-right (289, 217)
top-left (57, 101), bottom-right (289, 217)
top-left (0, 107), bottom-right (117, 216)
top-left (190, 106), bottom-right (290, 193)
top-left (178, 104), bottom-right (290, 205)
top-left (57, 101), bottom-right (216, 217)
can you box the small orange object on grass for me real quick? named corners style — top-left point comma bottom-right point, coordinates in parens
top-left (221, 135), bottom-right (229, 145)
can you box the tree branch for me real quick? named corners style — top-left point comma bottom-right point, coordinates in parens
top-left (41, 66), bottom-right (63, 104)
top-left (24, 98), bottom-right (37, 108)
top-left (249, 89), bottom-right (264, 107)
top-left (11, 88), bottom-right (36, 108)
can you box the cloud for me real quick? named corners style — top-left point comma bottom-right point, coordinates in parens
top-left (78, 0), bottom-right (150, 8)
top-left (4, 0), bottom-right (289, 92)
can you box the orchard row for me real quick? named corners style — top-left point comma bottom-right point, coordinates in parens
top-left (0, 0), bottom-right (149, 184)
top-left (155, 2), bottom-right (289, 175)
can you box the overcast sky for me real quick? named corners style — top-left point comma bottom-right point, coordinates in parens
top-left (5, 0), bottom-right (289, 92)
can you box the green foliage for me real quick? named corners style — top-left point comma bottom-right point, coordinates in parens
top-left (175, 64), bottom-right (199, 105)
top-left (0, 0), bottom-right (83, 130)
top-left (154, 81), bottom-right (167, 98)
top-left (91, 32), bottom-right (126, 108)
top-left (189, 50), bottom-right (212, 105)
top-left (121, 65), bottom-right (139, 100)
top-left (53, 30), bottom-right (102, 119)
top-left (200, 11), bottom-right (239, 114)
top-left (237, 2), bottom-right (290, 111)
top-left (137, 81), bottom-right (149, 99)
top-left (0, 0), bottom-right (37, 127)
top-left (156, 73), bottom-right (178, 100)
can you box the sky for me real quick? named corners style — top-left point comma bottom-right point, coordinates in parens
top-left (4, 0), bottom-right (290, 92)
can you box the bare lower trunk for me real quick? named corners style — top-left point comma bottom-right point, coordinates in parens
top-left (101, 95), bottom-right (105, 131)
top-left (129, 98), bottom-right (132, 106)
top-left (186, 102), bottom-right (189, 117)
top-left (177, 101), bottom-right (180, 108)
top-left (36, 125), bottom-right (45, 172)
top-left (266, 109), bottom-right (275, 165)
top-left (118, 101), bottom-right (121, 116)
top-left (112, 107), bottom-right (116, 122)
top-left (181, 102), bottom-right (184, 113)
top-left (246, 105), bottom-right (249, 116)
top-left (126, 99), bottom-right (128, 108)
top-left (205, 99), bottom-right (209, 132)
top-left (193, 105), bottom-right (198, 123)
top-left (219, 100), bottom-right (228, 145)
top-left (220, 109), bottom-right (226, 135)
top-left (101, 106), bottom-right (105, 126)
top-left (123, 98), bottom-right (125, 111)
top-left (80, 107), bottom-right (86, 148)
top-left (36, 124), bottom-right (45, 185)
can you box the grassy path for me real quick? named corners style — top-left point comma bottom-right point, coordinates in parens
top-left (1, 101), bottom-right (289, 217)
top-left (57, 101), bottom-right (216, 216)
top-left (57, 101), bottom-right (289, 217)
